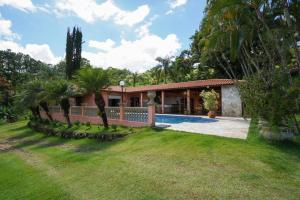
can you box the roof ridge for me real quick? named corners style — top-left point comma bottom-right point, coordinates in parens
top-left (108, 79), bottom-right (233, 89)
top-left (105, 79), bottom-right (234, 93)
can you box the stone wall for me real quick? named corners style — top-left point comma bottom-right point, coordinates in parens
top-left (221, 85), bottom-right (242, 117)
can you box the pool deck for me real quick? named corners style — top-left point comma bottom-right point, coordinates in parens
top-left (156, 115), bottom-right (250, 139)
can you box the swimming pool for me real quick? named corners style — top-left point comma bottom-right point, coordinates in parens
top-left (155, 114), bottom-right (218, 124)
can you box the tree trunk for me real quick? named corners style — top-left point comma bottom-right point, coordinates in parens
top-left (39, 102), bottom-right (53, 121)
top-left (60, 98), bottom-right (71, 127)
top-left (29, 107), bottom-right (38, 120)
top-left (29, 106), bottom-right (41, 120)
top-left (94, 92), bottom-right (108, 128)
top-left (35, 106), bottom-right (42, 120)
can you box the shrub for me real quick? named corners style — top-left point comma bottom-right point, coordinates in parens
top-left (42, 119), bottom-right (50, 125)
top-left (0, 104), bottom-right (17, 122)
top-left (74, 121), bottom-right (80, 126)
top-left (111, 124), bottom-right (117, 132)
top-left (239, 71), bottom-right (300, 132)
top-left (200, 89), bottom-right (219, 111)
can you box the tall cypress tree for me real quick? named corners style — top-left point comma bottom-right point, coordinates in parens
top-left (65, 27), bottom-right (82, 79)
top-left (74, 28), bottom-right (82, 73)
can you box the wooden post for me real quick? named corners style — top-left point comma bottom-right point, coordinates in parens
top-left (187, 89), bottom-right (191, 115)
top-left (140, 92), bottom-right (143, 107)
top-left (161, 91), bottom-right (165, 114)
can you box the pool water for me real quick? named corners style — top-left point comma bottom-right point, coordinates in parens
top-left (155, 114), bottom-right (218, 124)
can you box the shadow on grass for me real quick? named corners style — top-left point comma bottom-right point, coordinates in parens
top-left (8, 125), bottom-right (30, 132)
top-left (247, 120), bottom-right (300, 160)
top-left (7, 129), bottom-right (35, 141)
top-left (12, 134), bottom-right (48, 150)
top-left (151, 127), bottom-right (166, 132)
top-left (7, 128), bottom-right (69, 151)
top-left (33, 137), bottom-right (70, 149)
top-left (269, 139), bottom-right (300, 160)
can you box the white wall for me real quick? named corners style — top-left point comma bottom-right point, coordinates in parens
top-left (221, 85), bottom-right (242, 117)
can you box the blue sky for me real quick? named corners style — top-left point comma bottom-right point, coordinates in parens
top-left (0, 0), bottom-right (205, 72)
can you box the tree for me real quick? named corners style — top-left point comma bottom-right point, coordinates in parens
top-left (126, 72), bottom-right (139, 86)
top-left (0, 76), bottom-right (10, 106)
top-left (15, 80), bottom-right (55, 121)
top-left (0, 50), bottom-right (50, 89)
top-left (75, 68), bottom-right (110, 128)
top-left (65, 27), bottom-right (83, 79)
top-left (156, 56), bottom-right (172, 84)
top-left (202, 0), bottom-right (300, 132)
top-left (106, 67), bottom-right (132, 86)
top-left (46, 80), bottom-right (74, 127)
top-left (15, 80), bottom-right (44, 120)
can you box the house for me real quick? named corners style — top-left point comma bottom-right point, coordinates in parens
top-left (76, 79), bottom-right (243, 117)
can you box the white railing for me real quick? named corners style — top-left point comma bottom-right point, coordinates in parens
top-left (49, 106), bottom-right (61, 113)
top-left (124, 107), bottom-right (148, 123)
top-left (48, 106), bottom-right (149, 123)
top-left (83, 106), bottom-right (98, 117)
top-left (70, 106), bottom-right (82, 116)
top-left (105, 107), bottom-right (120, 120)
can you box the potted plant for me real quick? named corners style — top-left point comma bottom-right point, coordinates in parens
top-left (200, 89), bottom-right (219, 118)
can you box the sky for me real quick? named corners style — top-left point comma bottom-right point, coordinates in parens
top-left (0, 0), bottom-right (205, 72)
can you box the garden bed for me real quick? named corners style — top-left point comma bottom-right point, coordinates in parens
top-left (28, 120), bottom-right (130, 141)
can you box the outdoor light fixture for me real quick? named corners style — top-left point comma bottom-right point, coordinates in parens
top-left (119, 80), bottom-right (125, 104)
top-left (119, 80), bottom-right (125, 87)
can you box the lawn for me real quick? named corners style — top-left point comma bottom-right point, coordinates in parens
top-left (0, 121), bottom-right (299, 199)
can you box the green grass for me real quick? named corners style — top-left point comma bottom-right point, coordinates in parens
top-left (36, 120), bottom-right (131, 135)
top-left (0, 120), bottom-right (299, 199)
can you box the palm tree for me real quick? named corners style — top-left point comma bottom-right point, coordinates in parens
top-left (156, 56), bottom-right (172, 84)
top-left (75, 68), bottom-right (110, 128)
top-left (149, 66), bottom-right (162, 85)
top-left (15, 80), bottom-right (43, 120)
top-left (131, 72), bottom-right (138, 86)
top-left (46, 79), bottom-right (74, 127)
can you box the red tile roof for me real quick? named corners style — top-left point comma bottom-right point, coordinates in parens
top-left (105, 79), bottom-right (235, 93)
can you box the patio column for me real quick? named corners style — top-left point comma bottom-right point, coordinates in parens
top-left (140, 92), bottom-right (143, 107)
top-left (120, 103), bottom-right (125, 121)
top-left (147, 91), bottom-right (156, 127)
top-left (161, 91), bottom-right (165, 114)
top-left (187, 89), bottom-right (191, 115)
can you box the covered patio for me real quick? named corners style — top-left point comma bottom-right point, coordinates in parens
top-left (101, 79), bottom-right (240, 117)
top-left (125, 87), bottom-right (222, 116)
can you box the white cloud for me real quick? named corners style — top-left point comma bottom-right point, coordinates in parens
top-left (0, 40), bottom-right (61, 64)
top-left (0, 18), bottom-right (13, 36)
top-left (0, 0), bottom-right (36, 12)
top-left (0, 13), bottom-right (59, 64)
top-left (55, 0), bottom-right (150, 26)
top-left (0, 15), bottom-right (20, 40)
top-left (169, 0), bottom-right (188, 9)
top-left (83, 34), bottom-right (181, 72)
top-left (88, 39), bottom-right (115, 51)
top-left (166, 0), bottom-right (188, 15)
top-left (134, 14), bottom-right (158, 38)
top-left (135, 22), bottom-right (152, 38)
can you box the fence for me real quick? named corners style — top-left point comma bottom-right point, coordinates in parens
top-left (124, 107), bottom-right (148, 123)
top-left (42, 105), bottom-right (155, 127)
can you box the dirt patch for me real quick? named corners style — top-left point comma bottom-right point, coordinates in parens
top-left (0, 143), bottom-right (12, 152)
